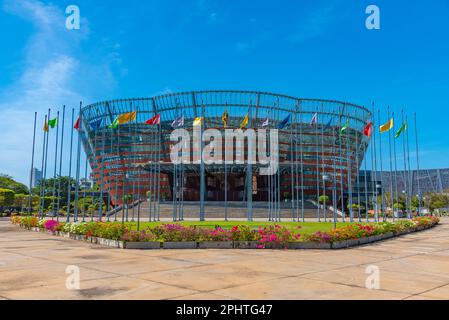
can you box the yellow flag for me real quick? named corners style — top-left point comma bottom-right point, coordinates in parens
top-left (240, 114), bottom-right (248, 129)
top-left (116, 111), bottom-right (136, 125)
top-left (379, 118), bottom-right (393, 133)
top-left (43, 120), bottom-right (49, 132)
top-left (221, 110), bottom-right (228, 128)
top-left (193, 117), bottom-right (203, 126)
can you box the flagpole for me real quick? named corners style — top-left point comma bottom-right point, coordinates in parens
top-left (111, 107), bottom-right (118, 222)
top-left (28, 112), bottom-right (37, 215)
top-left (345, 118), bottom-right (353, 222)
top-left (157, 118), bottom-right (161, 221)
top-left (50, 110), bottom-right (60, 220)
top-left (364, 135), bottom-right (369, 222)
top-left (294, 104), bottom-right (300, 221)
top-left (90, 112), bottom-right (97, 222)
top-left (386, 108), bottom-right (394, 221)
top-left (371, 102), bottom-right (378, 222)
top-left (116, 115), bottom-right (122, 223)
top-left (414, 112), bottom-right (421, 216)
top-left (247, 100), bottom-right (253, 221)
top-left (377, 108), bottom-right (386, 221)
top-left (131, 104), bottom-right (138, 222)
top-left (67, 108), bottom-right (75, 223)
top-left (198, 100), bottom-right (205, 221)
top-left (331, 115), bottom-right (338, 224)
top-left (276, 102), bottom-right (281, 221)
top-left (355, 127), bottom-right (361, 222)
top-left (315, 104), bottom-right (320, 222)
top-left (299, 107), bottom-right (305, 222)
top-left (39, 114), bottom-right (47, 218)
top-left (268, 120), bottom-right (272, 221)
top-left (338, 110), bottom-right (345, 222)
top-left (74, 103), bottom-right (82, 222)
top-left (56, 106), bottom-right (66, 222)
top-left (42, 109), bottom-right (51, 218)
top-left (224, 104), bottom-right (228, 221)
top-left (148, 114), bottom-right (154, 222)
top-left (392, 112), bottom-right (399, 220)
top-left (290, 111), bottom-right (295, 221)
top-left (82, 145), bottom-right (88, 222)
top-left (320, 103), bottom-right (326, 222)
top-left (405, 114), bottom-right (412, 219)
top-left (99, 112), bottom-right (106, 222)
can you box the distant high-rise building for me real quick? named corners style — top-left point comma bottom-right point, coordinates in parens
top-left (30, 168), bottom-right (42, 188)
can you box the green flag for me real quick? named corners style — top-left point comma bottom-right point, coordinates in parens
top-left (108, 118), bottom-right (119, 129)
top-left (395, 123), bottom-right (407, 138)
top-left (48, 118), bottom-right (57, 129)
top-left (339, 120), bottom-right (349, 135)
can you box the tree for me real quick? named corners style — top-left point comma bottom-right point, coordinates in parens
top-left (13, 194), bottom-right (28, 207)
top-left (425, 193), bottom-right (449, 212)
top-left (318, 195), bottom-right (330, 204)
top-left (393, 202), bottom-right (405, 211)
top-left (0, 174), bottom-right (28, 194)
top-left (34, 176), bottom-right (77, 206)
top-left (0, 188), bottom-right (15, 206)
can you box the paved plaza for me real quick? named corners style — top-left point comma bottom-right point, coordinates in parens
top-left (1, 218), bottom-right (449, 300)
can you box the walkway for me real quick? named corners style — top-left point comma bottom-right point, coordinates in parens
top-left (0, 218), bottom-right (448, 299)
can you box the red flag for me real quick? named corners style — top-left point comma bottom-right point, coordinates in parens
top-left (145, 114), bottom-right (160, 125)
top-left (363, 122), bottom-right (372, 137)
top-left (73, 117), bottom-right (80, 130)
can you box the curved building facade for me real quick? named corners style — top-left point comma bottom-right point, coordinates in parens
top-left (79, 91), bottom-right (372, 206)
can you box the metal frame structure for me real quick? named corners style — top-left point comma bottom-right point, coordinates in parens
top-left (79, 90), bottom-right (372, 220)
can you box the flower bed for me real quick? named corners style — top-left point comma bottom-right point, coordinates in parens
top-left (10, 216), bottom-right (439, 250)
top-left (303, 216), bottom-right (440, 247)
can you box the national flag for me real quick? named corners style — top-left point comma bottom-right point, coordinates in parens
top-left (193, 117), bottom-right (203, 126)
top-left (171, 116), bottom-right (184, 128)
top-left (395, 122), bottom-right (407, 139)
top-left (363, 122), bottom-right (373, 137)
top-left (108, 118), bottom-right (119, 129)
top-left (48, 118), bottom-right (57, 129)
top-left (310, 113), bottom-right (317, 127)
top-left (221, 110), bottom-right (229, 128)
top-left (146, 114), bottom-right (160, 125)
top-left (89, 119), bottom-right (102, 130)
top-left (240, 114), bottom-right (249, 129)
top-left (73, 117), bottom-right (80, 130)
top-left (43, 120), bottom-right (49, 132)
top-left (339, 120), bottom-right (349, 135)
top-left (116, 111), bottom-right (136, 125)
top-left (260, 117), bottom-right (269, 127)
top-left (278, 114), bottom-right (291, 129)
top-left (379, 118), bottom-right (393, 133)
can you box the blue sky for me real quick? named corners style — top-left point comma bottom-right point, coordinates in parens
top-left (0, 0), bottom-right (448, 184)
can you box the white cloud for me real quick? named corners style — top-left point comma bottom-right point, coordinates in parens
top-left (0, 0), bottom-right (119, 184)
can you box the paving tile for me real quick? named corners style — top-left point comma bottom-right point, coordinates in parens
top-left (213, 277), bottom-right (409, 300)
top-left (1, 276), bottom-right (195, 300)
top-left (77, 257), bottom-right (204, 275)
top-left (302, 265), bottom-right (449, 295)
top-left (1, 219), bottom-right (449, 299)
top-left (133, 263), bottom-right (284, 291)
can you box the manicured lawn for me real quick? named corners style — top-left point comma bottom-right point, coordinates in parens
top-left (121, 220), bottom-right (353, 237)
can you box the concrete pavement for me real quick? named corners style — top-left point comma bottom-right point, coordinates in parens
top-left (1, 218), bottom-right (449, 300)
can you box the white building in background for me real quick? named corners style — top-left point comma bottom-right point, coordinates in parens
top-left (80, 178), bottom-right (93, 189)
top-left (30, 168), bottom-right (42, 188)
